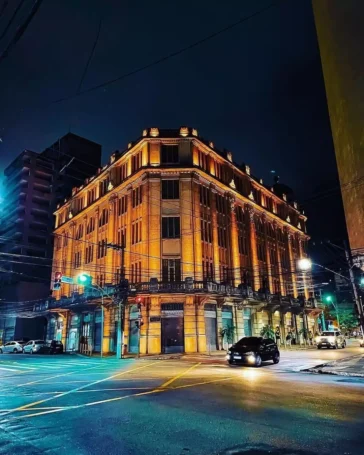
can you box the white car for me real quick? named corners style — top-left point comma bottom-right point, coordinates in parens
top-left (0, 341), bottom-right (24, 354)
top-left (316, 330), bottom-right (346, 349)
top-left (23, 340), bottom-right (46, 354)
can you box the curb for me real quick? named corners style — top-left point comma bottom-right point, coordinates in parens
top-left (303, 354), bottom-right (364, 378)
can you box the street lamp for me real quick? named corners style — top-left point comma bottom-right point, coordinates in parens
top-left (77, 273), bottom-right (105, 358)
top-left (297, 258), bottom-right (312, 271)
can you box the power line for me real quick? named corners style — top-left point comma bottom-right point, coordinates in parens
top-left (52, 1), bottom-right (282, 105)
top-left (76, 18), bottom-right (103, 94)
top-left (0, 0), bottom-right (44, 64)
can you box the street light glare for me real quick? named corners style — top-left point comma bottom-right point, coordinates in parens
top-left (297, 258), bottom-right (312, 271)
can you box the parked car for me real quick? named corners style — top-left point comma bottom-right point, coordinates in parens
top-left (23, 340), bottom-right (46, 354)
top-left (42, 340), bottom-right (64, 354)
top-left (316, 330), bottom-right (346, 349)
top-left (0, 341), bottom-right (24, 354)
top-left (226, 336), bottom-right (280, 367)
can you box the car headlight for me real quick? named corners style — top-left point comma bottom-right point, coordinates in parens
top-left (328, 336), bottom-right (335, 342)
top-left (315, 337), bottom-right (320, 343)
top-left (247, 355), bottom-right (256, 364)
top-left (228, 350), bottom-right (232, 354)
top-left (245, 351), bottom-right (254, 356)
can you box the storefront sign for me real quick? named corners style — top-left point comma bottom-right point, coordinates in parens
top-left (150, 316), bottom-right (161, 323)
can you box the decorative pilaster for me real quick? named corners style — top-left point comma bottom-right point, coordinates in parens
top-left (228, 195), bottom-right (240, 287)
top-left (286, 229), bottom-right (298, 297)
top-left (263, 215), bottom-right (273, 293)
top-left (125, 186), bottom-right (133, 281)
top-left (247, 206), bottom-right (260, 291)
top-left (298, 235), bottom-right (310, 300)
top-left (210, 186), bottom-right (220, 282)
top-left (192, 179), bottom-right (203, 281)
top-left (274, 222), bottom-right (285, 296)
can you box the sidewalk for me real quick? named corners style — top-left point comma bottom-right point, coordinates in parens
top-left (306, 354), bottom-right (364, 377)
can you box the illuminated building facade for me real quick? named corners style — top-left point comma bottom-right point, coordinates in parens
top-left (48, 127), bottom-right (321, 354)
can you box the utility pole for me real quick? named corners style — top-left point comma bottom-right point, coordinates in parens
top-left (344, 241), bottom-right (364, 336)
top-left (107, 242), bottom-right (128, 359)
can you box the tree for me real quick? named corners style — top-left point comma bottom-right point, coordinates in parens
top-left (260, 325), bottom-right (275, 339)
top-left (330, 307), bottom-right (358, 332)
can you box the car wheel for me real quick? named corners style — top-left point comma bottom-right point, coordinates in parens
top-left (317, 345), bottom-right (322, 349)
top-left (255, 355), bottom-right (262, 367)
top-left (333, 343), bottom-right (338, 349)
top-left (30, 349), bottom-right (34, 354)
top-left (13, 348), bottom-right (18, 353)
top-left (342, 341), bottom-right (346, 348)
top-left (273, 353), bottom-right (280, 364)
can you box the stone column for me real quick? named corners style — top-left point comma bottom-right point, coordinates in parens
top-left (148, 296), bottom-right (161, 354)
top-left (196, 299), bottom-right (206, 352)
top-left (210, 187), bottom-right (220, 282)
top-left (216, 305), bottom-right (223, 349)
top-left (139, 302), bottom-right (148, 354)
top-left (185, 295), bottom-right (198, 353)
top-left (247, 206), bottom-right (260, 291)
top-left (229, 196), bottom-right (241, 288)
top-left (234, 303), bottom-right (244, 341)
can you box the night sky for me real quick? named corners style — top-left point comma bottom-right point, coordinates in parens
top-left (0, 0), bottom-right (347, 258)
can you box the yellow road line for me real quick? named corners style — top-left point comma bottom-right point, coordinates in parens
top-left (17, 365), bottom-right (101, 387)
top-left (3, 361), bottom-right (158, 417)
top-left (0, 376), bottom-right (233, 422)
top-left (158, 363), bottom-right (201, 389)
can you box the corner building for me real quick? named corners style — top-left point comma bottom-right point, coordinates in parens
top-left (51, 127), bottom-right (320, 354)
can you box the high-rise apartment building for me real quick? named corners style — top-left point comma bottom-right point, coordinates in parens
top-left (44, 127), bottom-right (320, 355)
top-left (0, 133), bottom-right (101, 342)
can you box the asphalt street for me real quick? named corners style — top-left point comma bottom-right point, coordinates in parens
top-left (0, 344), bottom-right (363, 455)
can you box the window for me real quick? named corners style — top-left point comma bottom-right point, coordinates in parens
top-left (117, 163), bottom-right (127, 182)
top-left (117, 227), bottom-right (126, 248)
top-left (99, 178), bottom-right (109, 197)
top-left (131, 220), bottom-right (142, 244)
top-left (199, 185), bottom-right (210, 206)
top-left (63, 234), bottom-right (68, 247)
top-left (161, 144), bottom-right (179, 164)
top-left (218, 226), bottom-right (227, 248)
top-left (97, 239), bottom-right (107, 259)
top-left (86, 217), bottom-right (95, 234)
top-left (162, 259), bottom-right (181, 282)
top-left (162, 217), bottom-right (180, 239)
top-left (85, 245), bottom-right (94, 264)
top-left (87, 188), bottom-right (96, 205)
top-left (77, 197), bottom-right (84, 212)
top-left (215, 161), bottom-right (222, 179)
top-left (132, 187), bottom-right (142, 207)
top-left (131, 151), bottom-right (142, 173)
top-left (200, 216), bottom-right (212, 243)
top-left (198, 150), bottom-right (208, 171)
top-left (202, 258), bottom-right (214, 281)
top-left (118, 195), bottom-right (128, 215)
top-left (162, 180), bottom-right (179, 199)
top-left (131, 262), bottom-right (142, 283)
top-left (75, 224), bottom-right (83, 240)
top-left (99, 208), bottom-right (109, 227)
top-left (74, 251), bottom-right (82, 268)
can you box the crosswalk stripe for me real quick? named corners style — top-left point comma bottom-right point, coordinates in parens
top-left (0, 366), bottom-right (21, 372)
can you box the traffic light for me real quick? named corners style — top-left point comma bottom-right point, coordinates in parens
top-left (77, 273), bottom-right (93, 286)
top-left (53, 272), bottom-right (62, 291)
top-left (135, 296), bottom-right (144, 310)
top-left (324, 294), bottom-right (333, 303)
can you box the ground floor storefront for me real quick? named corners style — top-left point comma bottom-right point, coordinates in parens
top-left (43, 294), bottom-right (322, 355)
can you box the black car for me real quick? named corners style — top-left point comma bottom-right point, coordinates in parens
top-left (226, 336), bottom-right (280, 367)
top-left (41, 340), bottom-right (64, 354)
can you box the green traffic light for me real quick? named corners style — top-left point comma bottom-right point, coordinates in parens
top-left (324, 294), bottom-right (333, 303)
top-left (77, 273), bottom-right (92, 286)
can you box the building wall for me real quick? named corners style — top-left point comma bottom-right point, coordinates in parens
top-left (49, 128), bottom-right (314, 354)
top-left (312, 1), bottom-right (364, 251)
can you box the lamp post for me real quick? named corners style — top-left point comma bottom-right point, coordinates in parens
top-left (77, 274), bottom-right (105, 358)
top-left (297, 258), bottom-right (364, 335)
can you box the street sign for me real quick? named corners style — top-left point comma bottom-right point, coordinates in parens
top-left (61, 276), bottom-right (74, 284)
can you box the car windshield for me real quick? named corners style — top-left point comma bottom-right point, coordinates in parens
top-left (321, 331), bottom-right (338, 336)
top-left (236, 337), bottom-right (262, 347)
